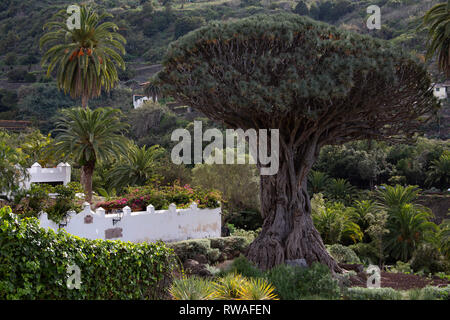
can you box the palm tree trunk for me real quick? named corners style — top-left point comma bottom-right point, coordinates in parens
top-left (81, 95), bottom-right (88, 109)
top-left (81, 161), bottom-right (95, 203)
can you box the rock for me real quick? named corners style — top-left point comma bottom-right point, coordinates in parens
top-left (183, 259), bottom-right (212, 278)
top-left (285, 259), bottom-right (308, 268)
top-left (193, 254), bottom-right (208, 264)
top-left (183, 259), bottom-right (199, 270)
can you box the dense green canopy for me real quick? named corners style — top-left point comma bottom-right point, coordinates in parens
top-left (157, 13), bottom-right (438, 145)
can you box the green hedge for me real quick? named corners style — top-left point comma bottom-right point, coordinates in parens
top-left (343, 287), bottom-right (403, 300)
top-left (0, 207), bottom-right (176, 299)
top-left (168, 236), bottom-right (250, 264)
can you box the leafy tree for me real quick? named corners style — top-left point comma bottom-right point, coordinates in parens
top-left (0, 131), bottom-right (27, 195)
top-left (421, 0), bottom-right (450, 76)
top-left (192, 149), bottom-right (260, 213)
top-left (53, 107), bottom-right (128, 202)
top-left (157, 14), bottom-right (438, 271)
top-left (40, 5), bottom-right (126, 108)
top-left (0, 89), bottom-right (18, 113)
top-left (293, 1), bottom-right (309, 16)
top-left (109, 144), bottom-right (165, 190)
top-left (4, 53), bottom-right (17, 66)
top-left (19, 130), bottom-right (57, 167)
top-left (174, 16), bottom-right (205, 39)
top-left (365, 209), bottom-right (390, 267)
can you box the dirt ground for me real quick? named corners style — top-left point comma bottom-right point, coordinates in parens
top-left (349, 271), bottom-right (449, 290)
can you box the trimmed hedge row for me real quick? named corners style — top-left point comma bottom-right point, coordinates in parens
top-left (0, 207), bottom-right (176, 299)
top-left (168, 236), bottom-right (251, 264)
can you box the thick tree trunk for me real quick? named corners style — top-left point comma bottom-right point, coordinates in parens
top-left (80, 162), bottom-right (95, 203)
top-left (246, 142), bottom-right (342, 273)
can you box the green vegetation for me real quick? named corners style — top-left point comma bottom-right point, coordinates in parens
top-left (53, 107), bottom-right (128, 202)
top-left (0, 206), bottom-right (176, 299)
top-left (40, 5), bottom-right (126, 108)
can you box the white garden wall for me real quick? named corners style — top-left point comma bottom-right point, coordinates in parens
top-left (38, 202), bottom-right (221, 243)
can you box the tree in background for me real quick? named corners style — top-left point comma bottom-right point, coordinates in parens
top-left (0, 133), bottom-right (27, 196)
top-left (40, 5), bottom-right (126, 108)
top-left (53, 107), bottom-right (128, 203)
top-left (421, 0), bottom-right (450, 77)
top-left (425, 151), bottom-right (450, 189)
top-left (293, 1), bottom-right (309, 16)
top-left (157, 14), bottom-right (438, 271)
top-left (109, 144), bottom-right (165, 191)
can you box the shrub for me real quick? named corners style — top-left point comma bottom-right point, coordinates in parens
top-left (344, 287), bottom-right (403, 300)
top-left (0, 207), bottom-right (176, 299)
top-left (326, 244), bottom-right (361, 264)
top-left (169, 236), bottom-right (250, 264)
top-left (349, 242), bottom-right (379, 265)
top-left (417, 286), bottom-right (450, 300)
top-left (265, 262), bottom-right (340, 300)
top-left (230, 228), bottom-right (261, 242)
top-left (96, 184), bottom-right (222, 212)
top-left (390, 261), bottom-right (413, 274)
top-left (295, 262), bottom-right (341, 299)
top-left (410, 244), bottom-right (449, 274)
top-left (209, 236), bottom-right (251, 253)
top-left (168, 238), bottom-right (211, 262)
top-left (264, 264), bottom-right (303, 300)
top-left (228, 255), bottom-right (264, 279)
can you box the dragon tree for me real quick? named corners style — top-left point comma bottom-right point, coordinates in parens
top-left (156, 14), bottom-right (439, 272)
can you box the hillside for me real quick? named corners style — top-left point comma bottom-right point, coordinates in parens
top-left (0, 0), bottom-right (448, 136)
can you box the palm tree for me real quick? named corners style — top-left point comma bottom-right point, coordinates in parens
top-left (109, 144), bottom-right (165, 190)
top-left (421, 0), bottom-right (450, 76)
top-left (384, 203), bottom-right (437, 261)
top-left (308, 170), bottom-right (330, 194)
top-left (375, 184), bottom-right (421, 212)
top-left (53, 107), bottom-right (128, 203)
top-left (143, 81), bottom-right (161, 102)
top-left (425, 151), bottom-right (450, 189)
top-left (40, 5), bottom-right (126, 108)
top-left (326, 178), bottom-right (355, 204)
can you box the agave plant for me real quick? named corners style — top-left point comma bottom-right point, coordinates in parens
top-left (169, 277), bottom-right (215, 300)
top-left (212, 273), bottom-right (249, 300)
top-left (237, 278), bottom-right (278, 300)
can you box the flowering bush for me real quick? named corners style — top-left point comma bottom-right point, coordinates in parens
top-left (96, 184), bottom-right (222, 213)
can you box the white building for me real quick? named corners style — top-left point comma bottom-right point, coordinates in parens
top-left (21, 162), bottom-right (71, 189)
top-left (133, 95), bottom-right (150, 109)
top-left (432, 82), bottom-right (450, 100)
